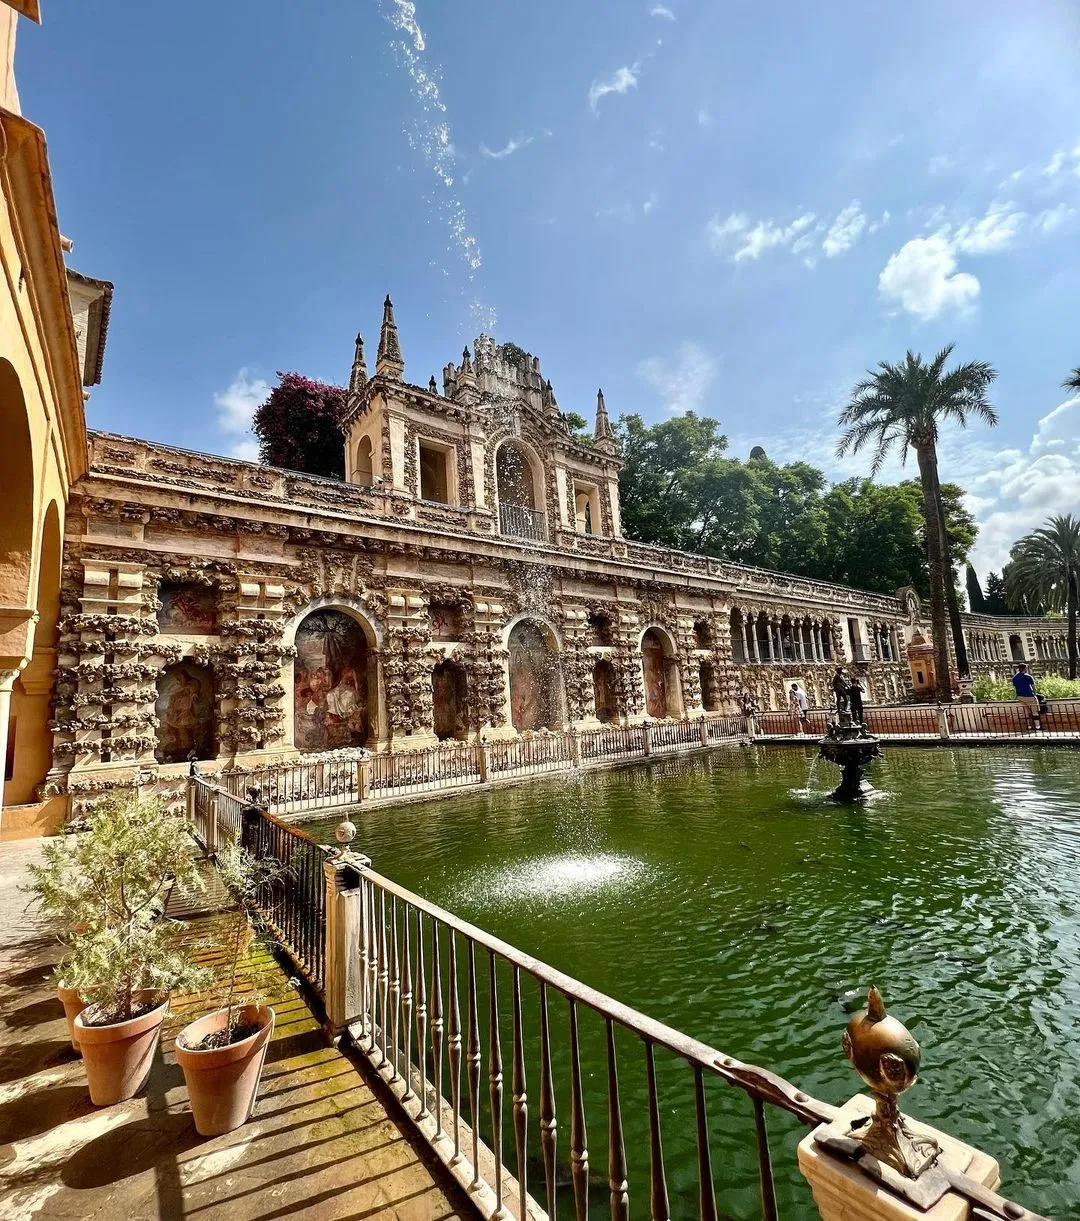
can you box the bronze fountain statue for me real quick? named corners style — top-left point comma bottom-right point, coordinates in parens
top-left (818, 666), bottom-right (882, 801)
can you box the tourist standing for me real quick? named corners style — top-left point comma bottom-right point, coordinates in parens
top-left (789, 683), bottom-right (810, 734)
top-left (1012, 664), bottom-right (1041, 730)
top-left (849, 671), bottom-right (866, 724)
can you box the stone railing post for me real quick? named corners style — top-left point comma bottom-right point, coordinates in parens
top-left (643, 722), bottom-right (654, 756)
top-left (937, 705), bottom-right (951, 740)
top-left (746, 714), bottom-right (759, 741)
top-left (323, 852), bottom-right (369, 1035)
top-left (477, 741), bottom-right (489, 782)
top-left (699, 716), bottom-right (709, 746)
top-left (569, 725), bottom-right (582, 767)
top-left (357, 757), bottom-right (371, 801)
top-left (798, 987), bottom-right (1011, 1221)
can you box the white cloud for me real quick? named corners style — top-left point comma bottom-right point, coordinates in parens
top-left (928, 154), bottom-right (956, 174)
top-left (214, 368), bottom-right (270, 460)
top-left (867, 210), bottom-right (890, 234)
top-left (1042, 150), bottom-right (1068, 177)
top-left (705, 210), bottom-right (816, 262)
top-left (649, 4), bottom-right (676, 18)
top-left (589, 64), bottom-right (640, 113)
top-left (643, 192), bottom-right (658, 216)
top-left (637, 341), bottom-right (718, 415)
top-left (480, 135), bottom-right (534, 160)
top-left (878, 235), bottom-right (980, 321)
top-left (1035, 202), bottom-right (1075, 233)
top-left (822, 201), bottom-right (867, 258)
top-left (697, 108), bottom-right (712, 128)
top-left (950, 201), bottom-right (1026, 253)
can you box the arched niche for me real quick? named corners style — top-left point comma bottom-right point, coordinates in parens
top-left (729, 608), bottom-right (747, 664)
top-left (496, 439), bottom-right (546, 541)
top-left (592, 658), bottom-right (618, 723)
top-left (293, 607), bottom-right (377, 751)
top-left (432, 659), bottom-right (469, 741)
top-left (640, 626), bottom-right (682, 719)
top-left (155, 659), bottom-right (216, 764)
top-left (507, 617), bottom-right (563, 731)
top-left (0, 359), bottom-right (35, 612)
top-left (353, 435), bottom-right (374, 487)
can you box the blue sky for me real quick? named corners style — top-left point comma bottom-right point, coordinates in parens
top-left (19, 0), bottom-right (1080, 578)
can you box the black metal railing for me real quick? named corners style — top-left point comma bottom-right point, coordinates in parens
top-left (342, 864), bottom-right (1047, 1221)
top-left (499, 502), bottom-right (547, 542)
top-left (369, 741), bottom-right (482, 797)
top-left (753, 699), bottom-right (1080, 741)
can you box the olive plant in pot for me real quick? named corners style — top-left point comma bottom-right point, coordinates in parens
top-left (174, 843), bottom-right (286, 1136)
top-left (25, 794), bottom-right (209, 1102)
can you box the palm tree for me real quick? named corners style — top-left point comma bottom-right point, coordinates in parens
top-left (1064, 368), bottom-right (1080, 394)
top-left (837, 345), bottom-right (998, 701)
top-left (1006, 514), bottom-right (1080, 679)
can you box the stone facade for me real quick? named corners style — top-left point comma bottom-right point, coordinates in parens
top-left (49, 311), bottom-right (1069, 812)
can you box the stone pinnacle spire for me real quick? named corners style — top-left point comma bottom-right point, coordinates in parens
top-left (375, 294), bottom-right (404, 379)
top-left (594, 387), bottom-right (615, 451)
top-left (348, 333), bottom-right (368, 397)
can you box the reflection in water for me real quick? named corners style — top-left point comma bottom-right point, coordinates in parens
top-left (305, 746), bottom-right (1080, 1217)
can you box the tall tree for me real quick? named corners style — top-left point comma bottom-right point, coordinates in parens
top-left (965, 564), bottom-right (986, 613)
top-left (1005, 514), bottom-right (1080, 678)
top-left (1064, 368), bottom-right (1080, 394)
top-left (836, 345), bottom-right (997, 700)
top-left (984, 572), bottom-right (1008, 615)
top-left (252, 372), bottom-right (347, 478)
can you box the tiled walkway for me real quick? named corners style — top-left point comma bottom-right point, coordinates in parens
top-left (0, 839), bottom-right (474, 1221)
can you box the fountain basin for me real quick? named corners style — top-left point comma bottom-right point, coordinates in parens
top-left (819, 720), bottom-right (883, 801)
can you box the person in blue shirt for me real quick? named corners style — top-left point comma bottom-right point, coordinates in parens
top-left (1012, 664), bottom-right (1041, 728)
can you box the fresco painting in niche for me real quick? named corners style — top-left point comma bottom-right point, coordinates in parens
top-left (432, 661), bottom-right (468, 740)
top-left (155, 660), bottom-right (215, 763)
top-left (592, 659), bottom-right (617, 723)
top-left (294, 609), bottom-right (370, 751)
top-left (158, 583), bottom-right (218, 634)
top-left (508, 620), bottom-right (560, 732)
top-left (429, 603), bottom-right (461, 641)
top-left (642, 629), bottom-right (670, 718)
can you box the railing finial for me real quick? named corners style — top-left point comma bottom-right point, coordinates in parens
top-left (840, 986), bottom-right (941, 1179)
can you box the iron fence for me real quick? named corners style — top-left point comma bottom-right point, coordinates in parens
top-left (369, 741), bottom-right (482, 797)
top-left (488, 732), bottom-right (573, 777)
top-left (190, 775), bottom-right (330, 994)
top-left (754, 699), bottom-right (1080, 741)
top-left (221, 755), bottom-right (363, 815)
top-left (344, 864), bottom-right (1046, 1221)
top-left (579, 724), bottom-right (648, 761)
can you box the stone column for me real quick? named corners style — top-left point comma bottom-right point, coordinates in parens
top-left (793, 621), bottom-right (804, 662)
top-left (746, 614), bottom-right (759, 664)
top-left (0, 668), bottom-right (20, 812)
top-left (771, 619), bottom-right (782, 662)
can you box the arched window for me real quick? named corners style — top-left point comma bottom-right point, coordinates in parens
top-left (155, 660), bottom-right (215, 763)
top-left (497, 441), bottom-right (546, 541)
top-left (294, 609), bottom-right (374, 751)
top-left (507, 619), bottom-right (562, 731)
top-left (0, 359), bottom-right (34, 611)
top-left (432, 660), bottom-right (469, 741)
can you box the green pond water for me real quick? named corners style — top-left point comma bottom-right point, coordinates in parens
top-left (303, 746), bottom-right (1080, 1218)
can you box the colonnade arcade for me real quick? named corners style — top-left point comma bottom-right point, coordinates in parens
top-left (729, 608), bottom-right (837, 667)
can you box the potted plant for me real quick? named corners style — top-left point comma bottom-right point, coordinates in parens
top-left (174, 843), bottom-right (284, 1136)
top-left (25, 794), bottom-right (209, 1102)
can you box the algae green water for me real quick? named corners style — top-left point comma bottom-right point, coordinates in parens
top-left (304, 746), bottom-right (1080, 1218)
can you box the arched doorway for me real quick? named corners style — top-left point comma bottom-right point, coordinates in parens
top-left (507, 619), bottom-right (562, 731)
top-left (6, 502), bottom-right (62, 804)
top-left (641, 628), bottom-right (682, 719)
top-left (432, 660), bottom-right (469, 741)
top-left (592, 658), bottom-right (617, 723)
top-left (0, 360), bottom-right (34, 613)
top-left (354, 435), bottom-right (374, 487)
top-left (155, 660), bottom-right (215, 763)
top-left (294, 608), bottom-right (375, 751)
top-left (496, 440), bottom-right (546, 541)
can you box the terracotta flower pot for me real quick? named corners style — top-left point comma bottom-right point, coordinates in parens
top-left (74, 992), bottom-right (169, 1106)
top-left (175, 1004), bottom-right (275, 1136)
top-left (56, 984), bottom-right (87, 1054)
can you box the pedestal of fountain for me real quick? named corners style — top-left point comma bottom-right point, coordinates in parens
top-left (819, 712), bottom-right (882, 802)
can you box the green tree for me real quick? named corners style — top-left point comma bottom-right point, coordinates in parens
top-left (1005, 514), bottom-right (1080, 678)
top-left (984, 571), bottom-right (1008, 615)
top-left (965, 565), bottom-right (986, 613)
top-left (837, 345), bottom-right (997, 700)
top-left (252, 372), bottom-right (347, 479)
